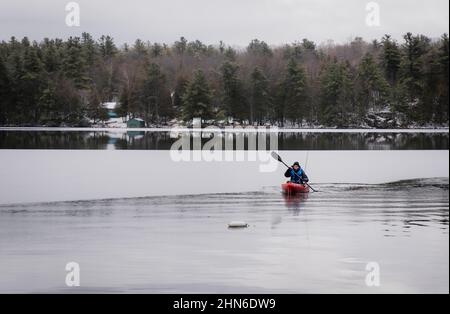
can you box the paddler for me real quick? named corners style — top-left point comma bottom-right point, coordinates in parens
top-left (284, 162), bottom-right (309, 184)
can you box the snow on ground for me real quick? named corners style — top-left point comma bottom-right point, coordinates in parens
top-left (0, 127), bottom-right (448, 133)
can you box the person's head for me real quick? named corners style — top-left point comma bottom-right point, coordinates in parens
top-left (292, 162), bottom-right (300, 171)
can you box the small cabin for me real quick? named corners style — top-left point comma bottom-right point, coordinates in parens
top-left (127, 118), bottom-right (145, 128)
top-left (102, 102), bottom-right (118, 118)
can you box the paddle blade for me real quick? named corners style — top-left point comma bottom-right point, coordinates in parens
top-left (271, 151), bottom-right (282, 162)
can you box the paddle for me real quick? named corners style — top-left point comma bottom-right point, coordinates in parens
top-left (271, 151), bottom-right (319, 192)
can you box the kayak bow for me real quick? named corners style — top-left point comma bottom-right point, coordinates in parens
top-left (282, 182), bottom-right (310, 194)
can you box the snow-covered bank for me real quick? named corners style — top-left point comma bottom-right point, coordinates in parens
top-left (0, 126), bottom-right (448, 133)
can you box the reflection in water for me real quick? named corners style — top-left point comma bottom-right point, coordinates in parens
top-left (283, 193), bottom-right (309, 215)
top-left (0, 130), bottom-right (448, 150)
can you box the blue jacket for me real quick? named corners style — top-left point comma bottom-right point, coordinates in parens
top-left (284, 167), bottom-right (309, 184)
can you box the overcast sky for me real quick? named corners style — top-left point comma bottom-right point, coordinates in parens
top-left (0, 0), bottom-right (448, 46)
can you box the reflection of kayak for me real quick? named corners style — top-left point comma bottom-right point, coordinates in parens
top-left (283, 192), bottom-right (309, 212)
top-left (282, 182), bottom-right (310, 194)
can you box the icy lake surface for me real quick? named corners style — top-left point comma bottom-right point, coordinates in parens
top-left (0, 129), bottom-right (448, 293)
top-left (0, 179), bottom-right (448, 293)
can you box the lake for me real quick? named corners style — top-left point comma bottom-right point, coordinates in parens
top-left (0, 128), bottom-right (448, 293)
top-left (0, 179), bottom-right (448, 293)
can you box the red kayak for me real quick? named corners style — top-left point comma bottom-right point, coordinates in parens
top-left (282, 182), bottom-right (310, 194)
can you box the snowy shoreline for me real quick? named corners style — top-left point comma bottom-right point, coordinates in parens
top-left (0, 126), bottom-right (449, 133)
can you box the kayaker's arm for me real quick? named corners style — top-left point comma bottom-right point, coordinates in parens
top-left (284, 168), bottom-right (292, 178)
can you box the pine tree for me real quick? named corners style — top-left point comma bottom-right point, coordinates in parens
top-left (401, 33), bottom-right (429, 100)
top-left (21, 37), bottom-right (30, 48)
top-left (81, 32), bottom-right (98, 67)
top-left (301, 38), bottom-right (316, 51)
top-left (318, 60), bottom-right (356, 126)
top-left (319, 61), bottom-right (339, 125)
top-left (0, 56), bottom-right (11, 124)
top-left (98, 35), bottom-right (117, 60)
top-left (133, 39), bottom-right (148, 57)
top-left (398, 33), bottom-right (433, 122)
top-left (39, 77), bottom-right (80, 124)
top-left (284, 39), bottom-right (317, 61)
top-left (7, 53), bottom-right (24, 123)
top-left (280, 59), bottom-right (308, 126)
top-left (41, 38), bottom-right (61, 73)
top-left (355, 53), bottom-right (390, 113)
top-left (224, 47), bottom-right (237, 61)
top-left (336, 62), bottom-right (356, 125)
top-left (181, 70), bottom-right (213, 121)
top-left (140, 63), bottom-right (171, 124)
top-left (436, 34), bottom-right (449, 123)
top-left (174, 37), bottom-right (188, 55)
top-left (419, 34), bottom-right (449, 123)
top-left (247, 39), bottom-right (273, 57)
top-left (420, 47), bottom-right (440, 122)
top-left (95, 36), bottom-right (119, 102)
top-left (151, 43), bottom-right (163, 58)
top-left (381, 35), bottom-right (401, 85)
top-left (63, 37), bottom-right (88, 89)
top-left (21, 46), bottom-right (47, 123)
top-left (250, 67), bottom-right (271, 125)
top-left (220, 61), bottom-right (247, 121)
top-left (187, 40), bottom-right (208, 57)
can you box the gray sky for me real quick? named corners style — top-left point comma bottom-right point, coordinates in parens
top-left (0, 0), bottom-right (448, 46)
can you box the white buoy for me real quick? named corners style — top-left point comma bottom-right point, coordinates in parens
top-left (228, 221), bottom-right (249, 228)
